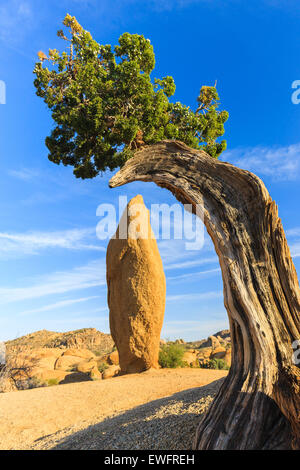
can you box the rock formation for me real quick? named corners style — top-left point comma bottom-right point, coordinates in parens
top-left (106, 195), bottom-right (166, 374)
top-left (109, 140), bottom-right (300, 450)
top-left (5, 328), bottom-right (114, 356)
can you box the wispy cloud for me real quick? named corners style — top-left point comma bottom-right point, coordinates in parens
top-left (53, 315), bottom-right (109, 326)
top-left (291, 245), bottom-right (300, 258)
top-left (8, 168), bottom-right (40, 181)
top-left (285, 227), bottom-right (300, 258)
top-left (222, 143), bottom-right (300, 181)
top-left (289, 241), bottom-right (300, 258)
top-left (0, 228), bottom-right (105, 258)
top-left (0, 0), bottom-right (33, 44)
top-left (165, 256), bottom-right (218, 271)
top-left (19, 295), bottom-right (101, 316)
top-left (286, 227), bottom-right (300, 238)
top-left (146, 0), bottom-right (212, 12)
top-left (166, 290), bottom-right (222, 302)
top-left (148, 0), bottom-right (300, 14)
top-left (0, 259), bottom-right (106, 304)
top-left (158, 236), bottom-right (214, 267)
top-left (167, 267), bottom-right (221, 282)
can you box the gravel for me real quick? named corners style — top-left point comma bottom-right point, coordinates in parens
top-left (36, 379), bottom-right (223, 450)
top-left (0, 369), bottom-right (226, 450)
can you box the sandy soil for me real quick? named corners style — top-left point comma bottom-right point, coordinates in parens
top-left (0, 368), bottom-right (227, 450)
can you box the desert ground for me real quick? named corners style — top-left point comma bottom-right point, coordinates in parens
top-left (0, 368), bottom-right (227, 450)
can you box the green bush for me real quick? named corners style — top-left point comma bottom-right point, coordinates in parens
top-left (46, 378), bottom-right (59, 386)
top-left (159, 343), bottom-right (185, 368)
top-left (98, 362), bottom-right (109, 373)
top-left (200, 359), bottom-right (230, 370)
top-left (91, 350), bottom-right (102, 357)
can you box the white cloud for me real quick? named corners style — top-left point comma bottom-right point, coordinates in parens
top-left (8, 168), bottom-right (40, 181)
top-left (290, 242), bottom-right (300, 258)
top-left (286, 227), bottom-right (300, 238)
top-left (20, 295), bottom-right (101, 316)
top-left (158, 235), bottom-right (214, 268)
top-left (0, 259), bottom-right (106, 304)
top-left (284, 227), bottom-right (300, 258)
top-left (164, 256), bottom-right (218, 271)
top-left (222, 143), bottom-right (300, 181)
top-left (167, 267), bottom-right (221, 281)
top-left (0, 228), bottom-right (105, 258)
top-left (166, 290), bottom-right (222, 302)
top-left (0, 0), bottom-right (33, 44)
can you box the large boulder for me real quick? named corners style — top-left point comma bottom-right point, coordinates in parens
top-left (182, 351), bottom-right (198, 366)
top-left (77, 359), bottom-right (97, 373)
top-left (200, 335), bottom-right (221, 350)
top-left (76, 359), bottom-right (102, 380)
top-left (62, 348), bottom-right (95, 360)
top-left (33, 369), bottom-right (69, 384)
top-left (211, 347), bottom-right (226, 360)
top-left (54, 355), bottom-right (82, 371)
top-left (106, 195), bottom-right (166, 374)
top-left (102, 364), bottom-right (120, 380)
top-left (107, 350), bottom-right (119, 365)
top-left (90, 367), bottom-right (102, 380)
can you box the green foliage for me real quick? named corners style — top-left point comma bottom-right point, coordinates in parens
top-left (91, 350), bottom-right (102, 357)
top-left (46, 378), bottom-right (60, 386)
top-left (33, 14), bottom-right (229, 179)
top-left (28, 377), bottom-right (45, 389)
top-left (98, 362), bottom-right (109, 373)
top-left (200, 358), bottom-right (230, 370)
top-left (159, 343), bottom-right (185, 368)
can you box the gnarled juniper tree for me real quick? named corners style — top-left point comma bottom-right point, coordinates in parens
top-left (33, 14), bottom-right (229, 179)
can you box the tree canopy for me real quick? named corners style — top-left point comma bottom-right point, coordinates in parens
top-left (33, 14), bottom-right (229, 179)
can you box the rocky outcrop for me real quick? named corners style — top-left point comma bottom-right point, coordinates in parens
top-left (210, 347), bottom-right (226, 360)
top-left (1, 347), bottom-right (104, 391)
top-left (107, 351), bottom-right (119, 365)
top-left (102, 365), bottom-right (120, 380)
top-left (214, 329), bottom-right (230, 343)
top-left (5, 328), bottom-right (114, 357)
top-left (182, 350), bottom-right (198, 366)
top-left (47, 328), bottom-right (113, 353)
top-left (200, 335), bottom-right (221, 350)
top-left (106, 195), bottom-right (166, 374)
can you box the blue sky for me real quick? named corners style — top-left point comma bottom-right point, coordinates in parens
top-left (1, 0), bottom-right (300, 342)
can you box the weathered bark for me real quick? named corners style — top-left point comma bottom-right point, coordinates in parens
top-left (109, 140), bottom-right (300, 450)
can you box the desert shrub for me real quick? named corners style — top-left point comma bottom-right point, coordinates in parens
top-left (189, 361), bottom-right (200, 368)
top-left (98, 362), bottom-right (109, 373)
top-left (0, 346), bottom-right (42, 392)
top-left (159, 343), bottom-right (185, 368)
top-left (200, 358), bottom-right (230, 370)
top-left (185, 344), bottom-right (198, 350)
top-left (91, 350), bottom-right (102, 357)
top-left (46, 378), bottom-right (59, 386)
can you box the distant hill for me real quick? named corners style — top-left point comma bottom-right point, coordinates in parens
top-left (185, 329), bottom-right (231, 349)
top-left (5, 328), bottom-right (114, 356)
top-left (5, 327), bottom-right (230, 355)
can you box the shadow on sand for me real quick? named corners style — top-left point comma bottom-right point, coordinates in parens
top-left (34, 378), bottom-right (225, 450)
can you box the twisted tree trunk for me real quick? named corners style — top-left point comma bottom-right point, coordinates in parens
top-left (109, 140), bottom-right (300, 450)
